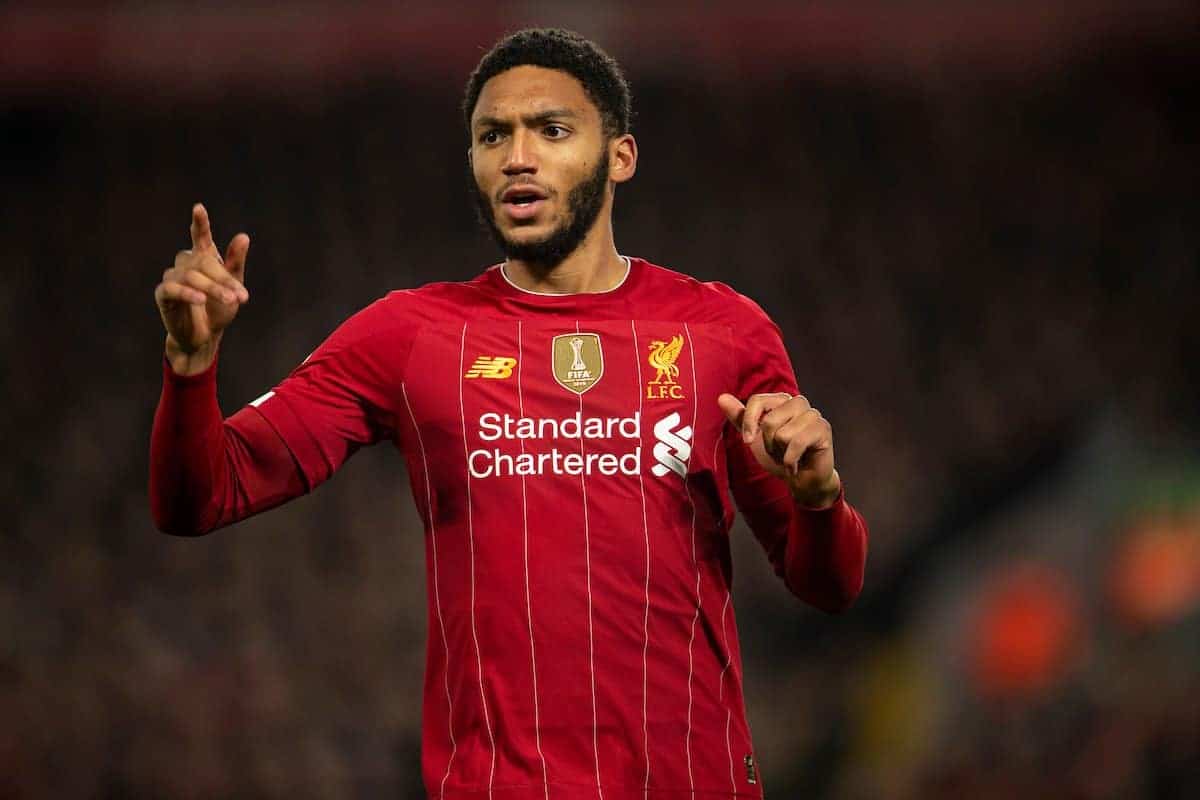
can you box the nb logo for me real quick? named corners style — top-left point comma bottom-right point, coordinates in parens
top-left (465, 356), bottom-right (517, 379)
top-left (651, 412), bottom-right (693, 478)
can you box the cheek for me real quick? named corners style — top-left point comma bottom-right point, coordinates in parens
top-left (471, 163), bottom-right (489, 194)
top-left (573, 153), bottom-right (595, 178)
top-left (470, 151), bottom-right (495, 187)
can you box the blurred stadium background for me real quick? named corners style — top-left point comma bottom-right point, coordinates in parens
top-left (2, 1), bottom-right (1197, 797)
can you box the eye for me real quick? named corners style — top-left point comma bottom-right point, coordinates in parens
top-left (543, 124), bottom-right (569, 139)
top-left (479, 130), bottom-right (503, 145)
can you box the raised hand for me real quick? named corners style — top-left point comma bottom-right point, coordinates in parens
top-left (717, 391), bottom-right (842, 509)
top-left (154, 204), bottom-right (250, 374)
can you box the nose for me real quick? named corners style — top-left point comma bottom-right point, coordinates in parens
top-left (502, 128), bottom-right (537, 175)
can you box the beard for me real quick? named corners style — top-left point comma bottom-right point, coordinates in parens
top-left (473, 149), bottom-right (610, 270)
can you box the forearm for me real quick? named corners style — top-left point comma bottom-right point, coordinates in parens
top-left (783, 491), bottom-right (868, 612)
top-left (149, 352), bottom-right (229, 534)
top-left (744, 490), bottom-right (869, 613)
top-left (149, 353), bottom-right (306, 535)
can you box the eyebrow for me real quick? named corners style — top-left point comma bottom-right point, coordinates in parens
top-left (474, 108), bottom-right (580, 130)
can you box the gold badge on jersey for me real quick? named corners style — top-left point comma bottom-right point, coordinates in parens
top-left (552, 333), bottom-right (603, 394)
top-left (646, 334), bottom-right (685, 400)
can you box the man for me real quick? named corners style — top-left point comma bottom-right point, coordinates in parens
top-left (151, 28), bottom-right (867, 800)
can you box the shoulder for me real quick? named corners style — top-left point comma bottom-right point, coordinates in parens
top-left (633, 258), bottom-right (778, 327)
top-left (379, 276), bottom-right (487, 311)
top-left (314, 279), bottom-right (471, 351)
top-left (375, 269), bottom-right (495, 319)
top-left (314, 267), bottom-right (500, 351)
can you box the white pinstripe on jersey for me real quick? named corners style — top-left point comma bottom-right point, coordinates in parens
top-left (401, 383), bottom-right (457, 799)
top-left (516, 321), bottom-right (551, 800)
top-left (681, 323), bottom-right (703, 792)
top-left (629, 321), bottom-right (653, 799)
top-left (458, 323), bottom-right (496, 798)
top-left (574, 321), bottom-right (604, 800)
top-left (713, 431), bottom-right (738, 794)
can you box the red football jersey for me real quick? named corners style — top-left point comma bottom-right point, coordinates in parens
top-left (151, 257), bottom-right (868, 799)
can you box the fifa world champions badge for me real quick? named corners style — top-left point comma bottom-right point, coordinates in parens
top-left (552, 333), bottom-right (604, 394)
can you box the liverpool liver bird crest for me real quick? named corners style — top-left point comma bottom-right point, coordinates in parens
top-left (647, 334), bottom-right (684, 384)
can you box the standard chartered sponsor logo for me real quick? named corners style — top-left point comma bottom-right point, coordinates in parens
top-left (651, 412), bottom-right (693, 478)
top-left (468, 412), bottom-right (642, 478)
top-left (467, 411), bottom-right (694, 479)
top-left (477, 411), bottom-right (640, 442)
top-left (468, 448), bottom-right (642, 478)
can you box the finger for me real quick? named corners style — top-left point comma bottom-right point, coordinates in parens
top-left (743, 392), bottom-right (791, 443)
top-left (765, 406), bottom-right (820, 447)
top-left (764, 415), bottom-right (803, 462)
top-left (174, 249), bottom-right (234, 292)
top-left (716, 393), bottom-right (745, 429)
top-left (761, 396), bottom-right (816, 449)
top-left (782, 434), bottom-right (819, 473)
top-left (223, 233), bottom-right (250, 296)
top-left (760, 402), bottom-right (801, 445)
top-left (783, 423), bottom-right (831, 473)
top-left (180, 268), bottom-right (238, 304)
top-left (156, 281), bottom-right (208, 306)
top-left (190, 203), bottom-right (216, 253)
top-left (789, 393), bottom-right (813, 415)
top-left (189, 253), bottom-right (248, 300)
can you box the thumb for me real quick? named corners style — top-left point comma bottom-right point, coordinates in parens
top-left (224, 233), bottom-right (250, 282)
top-left (717, 393), bottom-right (745, 429)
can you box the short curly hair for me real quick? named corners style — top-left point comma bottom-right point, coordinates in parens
top-left (462, 28), bottom-right (632, 140)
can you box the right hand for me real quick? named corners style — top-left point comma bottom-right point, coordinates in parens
top-left (155, 204), bottom-right (250, 372)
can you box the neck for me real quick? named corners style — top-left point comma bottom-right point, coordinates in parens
top-left (502, 219), bottom-right (626, 295)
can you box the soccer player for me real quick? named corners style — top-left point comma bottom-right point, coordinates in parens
top-left (151, 28), bottom-right (868, 800)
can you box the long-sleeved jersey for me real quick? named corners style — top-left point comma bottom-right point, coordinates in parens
top-left (150, 257), bottom-right (868, 799)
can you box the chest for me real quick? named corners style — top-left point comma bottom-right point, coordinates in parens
top-left (401, 319), bottom-right (734, 484)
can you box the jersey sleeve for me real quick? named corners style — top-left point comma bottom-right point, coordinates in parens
top-left (247, 296), bottom-right (415, 491)
top-left (149, 295), bottom-right (415, 536)
top-left (720, 287), bottom-right (869, 613)
top-left (150, 353), bottom-right (312, 535)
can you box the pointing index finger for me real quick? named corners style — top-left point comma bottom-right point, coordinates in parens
top-left (190, 203), bottom-right (216, 253)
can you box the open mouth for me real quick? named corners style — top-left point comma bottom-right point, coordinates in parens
top-left (506, 191), bottom-right (542, 207)
top-left (501, 186), bottom-right (548, 220)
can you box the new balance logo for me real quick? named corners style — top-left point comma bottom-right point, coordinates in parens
top-left (651, 412), bottom-right (693, 478)
top-left (464, 356), bottom-right (517, 379)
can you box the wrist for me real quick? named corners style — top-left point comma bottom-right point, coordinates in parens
top-left (790, 468), bottom-right (842, 510)
top-left (165, 334), bottom-right (221, 377)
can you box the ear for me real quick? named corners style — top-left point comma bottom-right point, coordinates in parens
top-left (466, 147), bottom-right (473, 168)
top-left (609, 133), bottom-right (638, 184)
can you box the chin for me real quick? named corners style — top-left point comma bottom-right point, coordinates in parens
top-left (502, 234), bottom-right (552, 253)
top-left (503, 221), bottom-right (555, 242)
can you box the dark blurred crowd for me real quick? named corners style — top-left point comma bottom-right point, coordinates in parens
top-left (2, 33), bottom-right (1197, 798)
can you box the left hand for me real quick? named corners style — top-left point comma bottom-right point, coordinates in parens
top-left (717, 392), bottom-right (842, 509)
